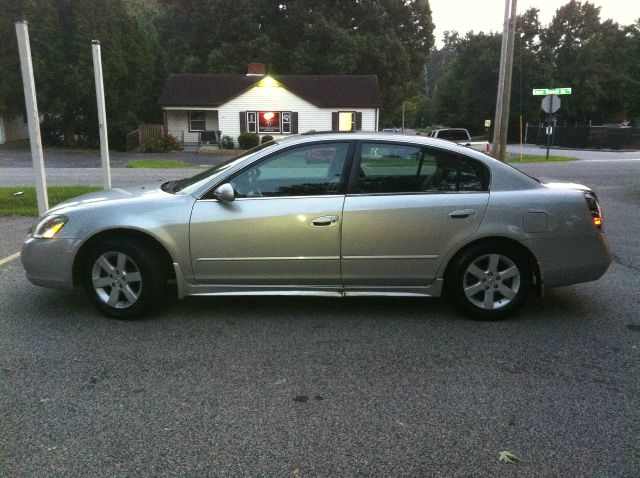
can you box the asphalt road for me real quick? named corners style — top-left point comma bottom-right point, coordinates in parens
top-left (0, 157), bottom-right (638, 477)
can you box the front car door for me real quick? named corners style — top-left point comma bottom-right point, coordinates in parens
top-left (341, 141), bottom-right (490, 290)
top-left (189, 141), bottom-right (353, 290)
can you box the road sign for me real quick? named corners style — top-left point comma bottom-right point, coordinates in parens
top-left (484, 120), bottom-right (491, 128)
top-left (541, 95), bottom-right (561, 114)
top-left (533, 87), bottom-right (572, 96)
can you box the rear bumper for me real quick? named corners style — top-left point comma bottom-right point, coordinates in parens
top-left (525, 232), bottom-right (612, 289)
top-left (21, 237), bottom-right (81, 290)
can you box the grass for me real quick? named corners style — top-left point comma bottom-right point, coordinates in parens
top-left (127, 159), bottom-right (200, 169)
top-left (0, 186), bottom-right (101, 216)
top-left (506, 155), bottom-right (577, 163)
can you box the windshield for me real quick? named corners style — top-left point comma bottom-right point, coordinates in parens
top-left (165, 141), bottom-right (277, 193)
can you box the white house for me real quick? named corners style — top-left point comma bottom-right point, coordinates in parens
top-left (0, 114), bottom-right (29, 144)
top-left (158, 63), bottom-right (382, 146)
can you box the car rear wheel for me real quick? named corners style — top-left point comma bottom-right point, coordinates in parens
top-left (448, 244), bottom-right (532, 320)
top-left (83, 239), bottom-right (167, 319)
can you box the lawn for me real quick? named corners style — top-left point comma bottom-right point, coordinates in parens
top-left (0, 186), bottom-right (101, 216)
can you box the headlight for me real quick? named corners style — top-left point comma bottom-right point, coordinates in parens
top-left (32, 215), bottom-right (68, 239)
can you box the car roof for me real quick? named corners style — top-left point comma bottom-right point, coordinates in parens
top-left (274, 132), bottom-right (474, 156)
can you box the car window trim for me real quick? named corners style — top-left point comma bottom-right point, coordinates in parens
top-left (198, 140), bottom-right (356, 201)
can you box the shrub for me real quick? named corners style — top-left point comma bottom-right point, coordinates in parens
top-left (261, 135), bottom-right (274, 144)
top-left (161, 134), bottom-right (182, 151)
top-left (141, 136), bottom-right (163, 153)
top-left (140, 134), bottom-right (182, 153)
top-left (238, 132), bottom-right (259, 149)
top-left (219, 135), bottom-right (235, 149)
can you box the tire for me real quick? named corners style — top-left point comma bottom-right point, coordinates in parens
top-left (447, 243), bottom-right (532, 320)
top-left (82, 238), bottom-right (168, 319)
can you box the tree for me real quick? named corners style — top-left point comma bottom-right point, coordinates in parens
top-left (155, 0), bottom-right (435, 125)
top-left (539, 0), bottom-right (637, 123)
top-left (432, 32), bottom-right (503, 133)
top-left (0, 0), bottom-right (157, 149)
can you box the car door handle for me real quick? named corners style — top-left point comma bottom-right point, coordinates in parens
top-left (310, 215), bottom-right (339, 226)
top-left (448, 209), bottom-right (477, 219)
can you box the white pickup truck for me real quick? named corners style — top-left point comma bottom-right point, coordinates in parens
top-left (427, 128), bottom-right (490, 154)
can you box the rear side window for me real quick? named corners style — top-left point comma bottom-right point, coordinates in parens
top-left (436, 129), bottom-right (469, 141)
top-left (356, 142), bottom-right (488, 194)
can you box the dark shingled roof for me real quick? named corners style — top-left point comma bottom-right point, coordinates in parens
top-left (159, 74), bottom-right (381, 108)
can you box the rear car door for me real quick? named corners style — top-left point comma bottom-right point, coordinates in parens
top-left (341, 141), bottom-right (490, 288)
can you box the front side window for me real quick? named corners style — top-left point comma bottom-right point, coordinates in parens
top-left (230, 142), bottom-right (351, 198)
top-left (357, 142), bottom-right (488, 194)
top-left (189, 111), bottom-right (205, 132)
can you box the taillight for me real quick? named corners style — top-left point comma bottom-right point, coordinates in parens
top-left (584, 192), bottom-right (603, 230)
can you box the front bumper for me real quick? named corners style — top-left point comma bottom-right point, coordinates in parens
top-left (21, 237), bottom-right (81, 290)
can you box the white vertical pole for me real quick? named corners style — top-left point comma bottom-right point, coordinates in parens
top-left (91, 40), bottom-right (111, 189)
top-left (15, 20), bottom-right (48, 214)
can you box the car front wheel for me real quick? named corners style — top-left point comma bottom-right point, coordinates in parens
top-left (448, 244), bottom-right (532, 320)
top-left (83, 239), bottom-right (167, 319)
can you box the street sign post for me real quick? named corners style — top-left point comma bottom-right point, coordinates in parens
top-left (534, 87), bottom-right (572, 160)
top-left (532, 87), bottom-right (572, 96)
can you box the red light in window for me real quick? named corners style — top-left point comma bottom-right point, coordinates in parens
top-left (263, 112), bottom-right (275, 121)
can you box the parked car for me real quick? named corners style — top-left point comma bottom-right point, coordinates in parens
top-left (428, 128), bottom-right (490, 154)
top-left (21, 133), bottom-right (611, 320)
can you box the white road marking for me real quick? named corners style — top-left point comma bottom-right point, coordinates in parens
top-left (0, 252), bottom-right (20, 266)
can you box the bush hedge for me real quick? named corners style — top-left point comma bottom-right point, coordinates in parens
top-left (141, 134), bottom-right (182, 153)
top-left (261, 135), bottom-right (274, 144)
top-left (219, 135), bottom-right (235, 149)
top-left (238, 132), bottom-right (259, 149)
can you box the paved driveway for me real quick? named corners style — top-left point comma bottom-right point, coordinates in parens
top-left (0, 157), bottom-right (638, 477)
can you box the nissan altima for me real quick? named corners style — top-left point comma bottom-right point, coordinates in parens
top-left (21, 133), bottom-right (611, 319)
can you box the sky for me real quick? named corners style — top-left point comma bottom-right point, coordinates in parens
top-left (429, 0), bottom-right (640, 46)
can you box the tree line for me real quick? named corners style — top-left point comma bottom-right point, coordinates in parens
top-left (0, 1), bottom-right (637, 150)
top-left (414, 1), bottom-right (640, 136)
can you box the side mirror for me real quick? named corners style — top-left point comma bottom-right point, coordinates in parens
top-left (213, 183), bottom-right (235, 202)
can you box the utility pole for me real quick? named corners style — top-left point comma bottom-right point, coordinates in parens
top-left (15, 20), bottom-right (48, 214)
top-left (491, 0), bottom-right (518, 161)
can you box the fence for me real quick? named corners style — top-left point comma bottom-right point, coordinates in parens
top-left (126, 124), bottom-right (165, 151)
top-left (525, 124), bottom-right (640, 150)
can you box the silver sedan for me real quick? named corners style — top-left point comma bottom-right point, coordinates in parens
top-left (21, 133), bottom-right (611, 319)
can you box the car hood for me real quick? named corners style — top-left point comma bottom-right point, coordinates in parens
top-left (46, 183), bottom-right (175, 215)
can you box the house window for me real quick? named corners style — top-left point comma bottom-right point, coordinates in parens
top-left (245, 111), bottom-right (292, 134)
top-left (282, 112), bottom-right (291, 133)
top-left (189, 111), bottom-right (205, 132)
top-left (259, 111), bottom-right (281, 133)
top-left (338, 112), bottom-right (355, 132)
top-left (247, 112), bottom-right (257, 133)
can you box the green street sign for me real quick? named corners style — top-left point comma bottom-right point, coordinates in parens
top-left (533, 87), bottom-right (572, 96)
